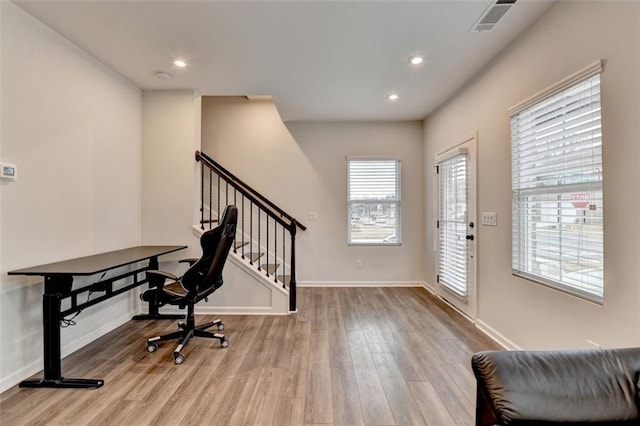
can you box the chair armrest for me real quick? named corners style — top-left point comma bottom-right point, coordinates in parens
top-left (179, 258), bottom-right (199, 266)
top-left (146, 270), bottom-right (179, 282)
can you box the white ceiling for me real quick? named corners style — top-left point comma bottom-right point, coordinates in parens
top-left (16, 0), bottom-right (554, 122)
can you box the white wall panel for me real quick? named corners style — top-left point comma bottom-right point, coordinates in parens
top-left (0, 2), bottom-right (142, 391)
top-left (423, 1), bottom-right (640, 349)
top-left (201, 97), bottom-right (425, 284)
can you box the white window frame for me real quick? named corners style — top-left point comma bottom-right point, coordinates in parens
top-left (347, 156), bottom-right (402, 246)
top-left (510, 60), bottom-right (605, 303)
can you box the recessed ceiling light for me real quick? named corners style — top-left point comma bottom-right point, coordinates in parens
top-left (388, 94), bottom-right (399, 101)
top-left (409, 55), bottom-right (424, 65)
top-left (173, 59), bottom-right (187, 68)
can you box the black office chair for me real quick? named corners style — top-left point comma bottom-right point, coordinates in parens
top-left (143, 205), bottom-right (238, 364)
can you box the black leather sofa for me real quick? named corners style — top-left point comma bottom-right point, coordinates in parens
top-left (471, 347), bottom-right (640, 425)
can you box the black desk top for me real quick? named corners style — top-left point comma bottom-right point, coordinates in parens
top-left (8, 245), bottom-right (187, 276)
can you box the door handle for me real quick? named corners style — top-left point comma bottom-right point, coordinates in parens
top-left (466, 234), bottom-right (474, 241)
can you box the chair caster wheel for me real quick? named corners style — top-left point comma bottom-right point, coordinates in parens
top-left (174, 352), bottom-right (185, 364)
top-left (217, 323), bottom-right (225, 331)
top-left (221, 338), bottom-right (229, 348)
top-left (147, 342), bottom-right (158, 353)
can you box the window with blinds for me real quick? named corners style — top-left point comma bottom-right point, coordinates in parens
top-left (511, 63), bottom-right (604, 303)
top-left (437, 151), bottom-right (469, 298)
top-left (347, 158), bottom-right (401, 245)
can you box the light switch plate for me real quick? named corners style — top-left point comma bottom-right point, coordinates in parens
top-left (482, 212), bottom-right (497, 227)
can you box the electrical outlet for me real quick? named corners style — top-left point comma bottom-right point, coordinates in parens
top-left (356, 259), bottom-right (363, 269)
top-left (308, 211), bottom-right (318, 221)
top-left (482, 212), bottom-right (497, 227)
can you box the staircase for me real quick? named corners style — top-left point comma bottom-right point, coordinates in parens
top-left (195, 151), bottom-right (306, 313)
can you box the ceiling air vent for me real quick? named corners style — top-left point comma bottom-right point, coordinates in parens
top-left (470, 0), bottom-right (517, 32)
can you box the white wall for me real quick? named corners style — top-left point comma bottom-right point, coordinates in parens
top-left (423, 1), bottom-right (640, 350)
top-left (139, 90), bottom-right (202, 312)
top-left (0, 2), bottom-right (143, 390)
top-left (141, 93), bottom-right (294, 314)
top-left (141, 90), bottom-right (200, 252)
top-left (201, 97), bottom-right (425, 285)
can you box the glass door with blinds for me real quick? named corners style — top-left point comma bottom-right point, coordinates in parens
top-left (436, 135), bottom-right (477, 319)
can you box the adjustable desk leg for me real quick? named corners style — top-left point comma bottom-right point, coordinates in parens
top-left (19, 276), bottom-right (103, 389)
top-left (131, 255), bottom-right (184, 321)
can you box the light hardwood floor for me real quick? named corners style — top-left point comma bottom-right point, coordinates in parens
top-left (0, 287), bottom-right (500, 425)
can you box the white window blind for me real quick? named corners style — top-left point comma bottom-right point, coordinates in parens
top-left (511, 71), bottom-right (604, 303)
top-left (348, 158), bottom-right (401, 245)
top-left (438, 152), bottom-right (469, 298)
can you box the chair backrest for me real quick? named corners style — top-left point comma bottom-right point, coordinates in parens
top-left (182, 205), bottom-right (238, 299)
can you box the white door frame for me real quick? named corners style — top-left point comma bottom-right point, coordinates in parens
top-left (434, 132), bottom-right (477, 321)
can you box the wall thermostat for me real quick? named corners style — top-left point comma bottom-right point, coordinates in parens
top-left (0, 163), bottom-right (17, 181)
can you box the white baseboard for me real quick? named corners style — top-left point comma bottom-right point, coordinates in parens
top-left (0, 359), bottom-right (40, 394)
top-left (298, 280), bottom-right (426, 288)
top-left (422, 280), bottom-right (437, 294)
top-left (421, 281), bottom-right (515, 351)
top-left (0, 310), bottom-right (135, 394)
top-left (475, 319), bottom-right (520, 350)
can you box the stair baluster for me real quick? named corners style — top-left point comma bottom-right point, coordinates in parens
top-left (265, 211), bottom-right (269, 276)
top-left (282, 226), bottom-right (286, 288)
top-left (241, 195), bottom-right (245, 259)
top-left (274, 216), bottom-right (277, 283)
top-left (257, 209), bottom-right (262, 271)
top-left (200, 166), bottom-right (205, 230)
top-left (217, 174), bottom-right (221, 223)
top-left (209, 169), bottom-right (213, 229)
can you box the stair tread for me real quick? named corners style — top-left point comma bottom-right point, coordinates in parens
top-left (199, 218), bottom-right (219, 224)
top-left (246, 252), bottom-right (264, 263)
top-left (234, 241), bottom-right (249, 249)
top-left (278, 274), bottom-right (291, 288)
top-left (260, 263), bottom-right (280, 276)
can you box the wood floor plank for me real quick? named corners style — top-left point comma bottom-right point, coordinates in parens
top-left (346, 330), bottom-right (396, 426)
top-left (330, 362), bottom-right (365, 426)
top-left (215, 316), bottom-right (266, 378)
top-left (280, 321), bottom-right (311, 398)
top-left (303, 329), bottom-right (333, 424)
top-left (220, 369), bottom-right (263, 425)
top-left (291, 396), bottom-right (306, 426)
top-left (151, 316), bottom-right (258, 424)
top-left (372, 351), bottom-right (428, 425)
top-left (179, 375), bottom-right (235, 425)
top-left (407, 381), bottom-right (458, 426)
top-left (337, 287), bottom-right (363, 330)
top-left (272, 397), bottom-right (296, 425)
top-left (153, 369), bottom-right (231, 425)
top-left (0, 287), bottom-right (500, 426)
top-left (242, 367), bottom-right (285, 425)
